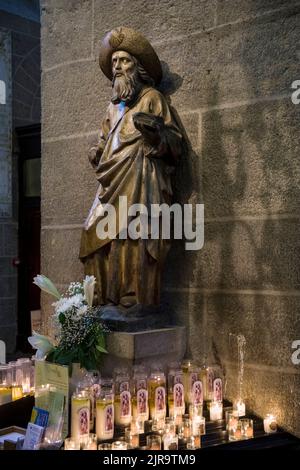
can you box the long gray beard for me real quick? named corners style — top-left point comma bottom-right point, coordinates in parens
top-left (111, 71), bottom-right (141, 104)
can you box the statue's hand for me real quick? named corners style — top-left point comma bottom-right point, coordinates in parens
top-left (133, 112), bottom-right (164, 146)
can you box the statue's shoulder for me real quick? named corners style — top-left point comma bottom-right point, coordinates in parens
top-left (142, 86), bottom-right (166, 103)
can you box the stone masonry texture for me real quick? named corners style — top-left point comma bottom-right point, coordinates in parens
top-left (41, 0), bottom-right (300, 436)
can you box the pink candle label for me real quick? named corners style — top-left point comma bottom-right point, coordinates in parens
top-left (213, 378), bottom-right (223, 402)
top-left (173, 383), bottom-right (184, 409)
top-left (137, 379), bottom-right (147, 390)
top-left (78, 407), bottom-right (89, 434)
top-left (120, 390), bottom-right (131, 417)
top-left (155, 386), bottom-right (166, 413)
top-left (120, 381), bottom-right (130, 392)
top-left (137, 389), bottom-right (148, 415)
top-left (192, 380), bottom-right (203, 405)
top-left (105, 404), bottom-right (114, 432)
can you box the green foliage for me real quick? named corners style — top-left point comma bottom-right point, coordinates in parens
top-left (46, 326), bottom-right (108, 371)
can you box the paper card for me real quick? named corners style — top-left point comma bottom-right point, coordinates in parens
top-left (0, 432), bottom-right (25, 444)
top-left (22, 423), bottom-right (44, 450)
top-left (35, 361), bottom-right (69, 438)
top-left (30, 406), bottom-right (49, 428)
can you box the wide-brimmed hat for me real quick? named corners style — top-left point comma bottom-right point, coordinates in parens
top-left (99, 26), bottom-right (162, 85)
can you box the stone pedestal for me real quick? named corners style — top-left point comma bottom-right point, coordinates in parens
top-left (101, 326), bottom-right (186, 374)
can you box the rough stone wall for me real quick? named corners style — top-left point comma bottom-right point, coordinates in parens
top-left (0, 9), bottom-right (40, 354)
top-left (41, 0), bottom-right (300, 436)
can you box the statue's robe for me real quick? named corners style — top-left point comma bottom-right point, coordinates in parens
top-left (79, 86), bottom-right (182, 305)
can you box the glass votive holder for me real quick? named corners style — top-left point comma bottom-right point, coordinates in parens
top-left (35, 440), bottom-right (63, 450)
top-left (189, 403), bottom-right (203, 418)
top-left (98, 443), bottom-right (112, 450)
top-left (152, 417), bottom-right (165, 434)
top-left (80, 433), bottom-right (98, 450)
top-left (64, 437), bottom-right (80, 450)
top-left (125, 427), bottom-right (139, 448)
top-left (228, 419), bottom-right (243, 442)
top-left (192, 415), bottom-right (206, 436)
top-left (174, 413), bottom-right (183, 426)
top-left (186, 435), bottom-right (201, 450)
top-left (209, 401), bottom-right (223, 421)
top-left (112, 440), bottom-right (128, 450)
top-left (183, 418), bottom-right (192, 439)
top-left (226, 410), bottom-right (239, 432)
top-left (146, 435), bottom-right (162, 450)
top-left (263, 414), bottom-right (277, 434)
top-left (132, 418), bottom-right (144, 434)
top-left (240, 418), bottom-right (254, 439)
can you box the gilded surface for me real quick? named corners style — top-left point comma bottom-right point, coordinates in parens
top-left (80, 28), bottom-right (183, 309)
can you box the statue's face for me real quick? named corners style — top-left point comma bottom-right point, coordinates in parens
top-left (112, 50), bottom-right (136, 78)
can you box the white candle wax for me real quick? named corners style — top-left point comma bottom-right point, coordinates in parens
top-left (263, 414), bottom-right (277, 434)
top-left (192, 415), bottom-right (206, 435)
top-left (115, 390), bottom-right (132, 426)
top-left (71, 392), bottom-right (90, 440)
top-left (209, 401), bottom-right (223, 421)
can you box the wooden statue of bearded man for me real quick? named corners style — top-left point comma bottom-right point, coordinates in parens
top-left (79, 27), bottom-right (183, 310)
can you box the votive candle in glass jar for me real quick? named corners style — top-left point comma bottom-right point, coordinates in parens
top-left (168, 363), bottom-right (185, 418)
top-left (9, 361), bottom-right (23, 401)
top-left (96, 385), bottom-right (114, 441)
top-left (183, 417), bottom-right (192, 439)
top-left (125, 427), bottom-right (139, 448)
top-left (228, 419), bottom-right (243, 442)
top-left (16, 358), bottom-right (31, 394)
top-left (71, 390), bottom-right (90, 440)
top-left (226, 410), bottom-right (239, 434)
top-left (0, 365), bottom-right (12, 405)
top-left (132, 367), bottom-right (149, 422)
top-left (98, 442), bottom-right (112, 450)
top-left (146, 435), bottom-right (161, 450)
top-left (114, 369), bottom-right (132, 427)
top-left (112, 440), bottom-right (128, 450)
top-left (240, 418), bottom-right (254, 439)
top-left (209, 401), bottom-right (223, 421)
top-left (64, 437), bottom-right (80, 450)
top-left (149, 367), bottom-right (166, 420)
top-left (192, 414), bottom-right (206, 436)
top-left (80, 433), bottom-right (98, 450)
top-left (263, 414), bottom-right (277, 434)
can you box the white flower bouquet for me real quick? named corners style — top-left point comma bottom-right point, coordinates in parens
top-left (28, 275), bottom-right (108, 370)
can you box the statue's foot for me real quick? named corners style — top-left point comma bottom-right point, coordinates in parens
top-left (120, 295), bottom-right (137, 308)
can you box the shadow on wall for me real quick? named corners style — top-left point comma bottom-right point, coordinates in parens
top-left (160, 16), bottom-right (300, 432)
top-left (159, 61), bottom-right (201, 332)
top-left (200, 44), bottom-right (300, 427)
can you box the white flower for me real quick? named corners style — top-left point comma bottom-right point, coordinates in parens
top-left (53, 293), bottom-right (85, 315)
top-left (83, 275), bottom-right (96, 307)
top-left (77, 305), bottom-right (88, 316)
top-left (28, 332), bottom-right (55, 359)
top-left (33, 275), bottom-right (61, 300)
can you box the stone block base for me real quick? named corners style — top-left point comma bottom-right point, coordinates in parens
top-left (101, 326), bottom-right (186, 374)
